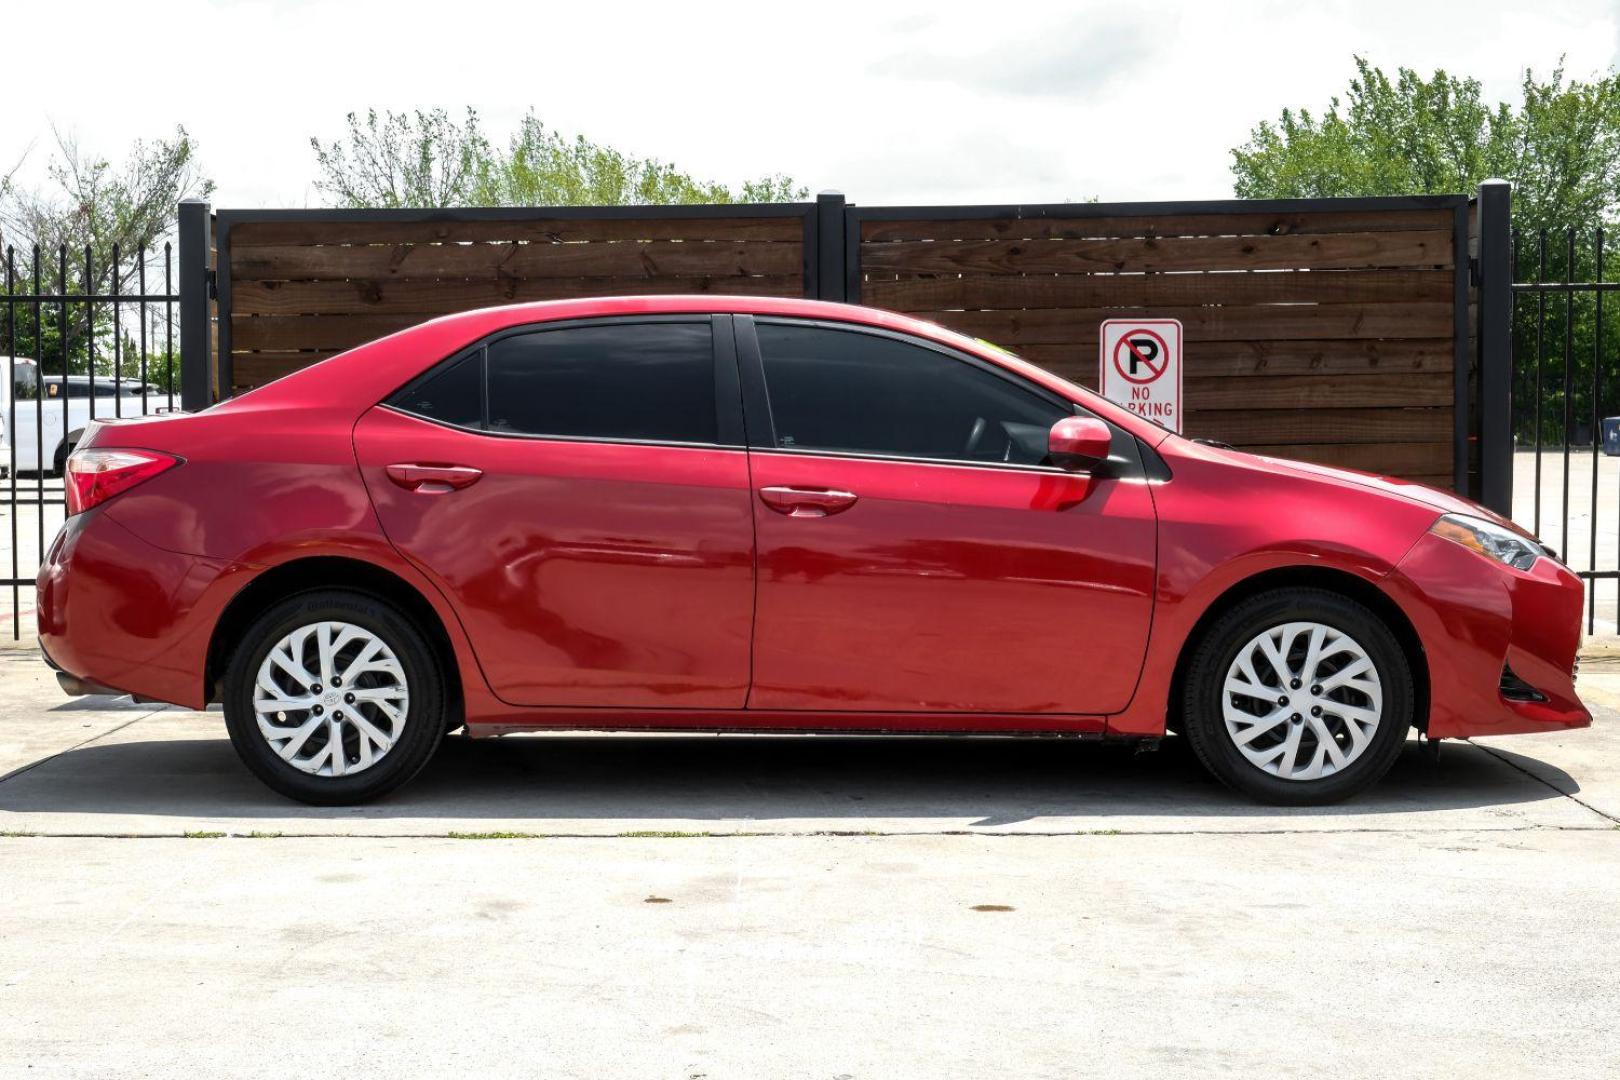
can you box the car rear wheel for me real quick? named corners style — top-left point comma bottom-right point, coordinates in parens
top-left (1180, 587), bottom-right (1414, 805)
top-left (223, 590), bottom-right (445, 805)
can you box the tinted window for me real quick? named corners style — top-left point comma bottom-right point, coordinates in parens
top-left (11, 367), bottom-right (39, 401)
top-left (487, 323), bottom-right (716, 444)
top-left (93, 384), bottom-right (152, 398)
top-left (392, 350), bottom-right (483, 429)
top-left (755, 323), bottom-right (1070, 465)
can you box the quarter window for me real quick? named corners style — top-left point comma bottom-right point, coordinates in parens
top-left (391, 350), bottom-right (484, 429)
top-left (754, 323), bottom-right (1070, 466)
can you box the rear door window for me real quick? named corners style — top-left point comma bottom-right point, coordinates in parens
top-left (486, 322), bottom-right (716, 444)
top-left (388, 320), bottom-right (721, 445)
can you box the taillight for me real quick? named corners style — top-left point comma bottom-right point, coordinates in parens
top-left (65, 448), bottom-right (180, 515)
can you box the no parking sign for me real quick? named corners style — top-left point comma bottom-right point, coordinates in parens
top-left (1099, 318), bottom-right (1183, 432)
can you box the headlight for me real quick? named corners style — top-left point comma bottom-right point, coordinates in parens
top-left (1430, 513), bottom-right (1545, 571)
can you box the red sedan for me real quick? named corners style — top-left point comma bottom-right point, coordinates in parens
top-left (36, 297), bottom-right (1589, 805)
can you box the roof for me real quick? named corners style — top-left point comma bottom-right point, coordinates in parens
top-left (223, 295), bottom-right (1168, 445)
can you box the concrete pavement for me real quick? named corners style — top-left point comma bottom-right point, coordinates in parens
top-left (6, 829), bottom-right (1618, 1080)
top-left (1, 647), bottom-right (1617, 1078)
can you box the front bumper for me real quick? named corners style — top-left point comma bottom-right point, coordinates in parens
top-left (1387, 531), bottom-right (1590, 739)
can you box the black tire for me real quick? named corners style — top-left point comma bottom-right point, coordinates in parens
top-left (53, 440), bottom-right (75, 475)
top-left (223, 590), bottom-right (445, 805)
top-left (1180, 587), bottom-right (1414, 805)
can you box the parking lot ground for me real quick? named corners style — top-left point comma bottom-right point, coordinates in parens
top-left (2, 648), bottom-right (1618, 1078)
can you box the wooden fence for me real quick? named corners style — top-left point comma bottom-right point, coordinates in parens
top-left (186, 193), bottom-right (1473, 491)
top-left (851, 202), bottom-right (1467, 488)
top-left (210, 205), bottom-right (816, 396)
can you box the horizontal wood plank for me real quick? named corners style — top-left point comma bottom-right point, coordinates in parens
top-left (229, 216), bottom-right (805, 247)
top-left (859, 208), bottom-right (1456, 243)
top-left (1185, 371), bottom-right (1453, 410)
top-left (1031, 368), bottom-right (1453, 410)
top-left (860, 232), bottom-right (1453, 275)
top-left (229, 352), bottom-right (338, 388)
top-left (1011, 338), bottom-right (1454, 379)
top-left (918, 302), bottom-right (1453, 345)
top-left (1237, 441), bottom-right (1453, 477)
top-left (231, 240), bottom-right (804, 281)
top-left (238, 301), bottom-right (1458, 355)
top-left (861, 268), bottom-right (1453, 310)
top-left (1184, 407), bottom-right (1453, 445)
top-left (233, 314), bottom-right (423, 351)
top-left (233, 274), bottom-right (805, 315)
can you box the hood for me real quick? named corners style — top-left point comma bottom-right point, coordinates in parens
top-left (1186, 439), bottom-right (1533, 538)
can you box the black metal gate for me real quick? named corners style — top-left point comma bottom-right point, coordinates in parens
top-left (1, 243), bottom-right (181, 639)
top-left (1484, 182), bottom-right (1620, 634)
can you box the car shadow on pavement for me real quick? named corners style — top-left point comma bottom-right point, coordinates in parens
top-left (0, 728), bottom-right (1582, 826)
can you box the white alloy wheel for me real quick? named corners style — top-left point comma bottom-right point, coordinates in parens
top-left (1221, 620), bottom-right (1384, 781)
top-left (252, 620), bottom-right (410, 778)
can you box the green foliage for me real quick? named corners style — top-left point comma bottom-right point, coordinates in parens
top-left (309, 109), bottom-right (492, 209)
top-left (1231, 57), bottom-right (1620, 231)
top-left (311, 108), bottom-right (806, 209)
top-left (1233, 57), bottom-right (1620, 446)
top-left (2, 126), bottom-right (212, 263)
top-left (0, 128), bottom-right (210, 380)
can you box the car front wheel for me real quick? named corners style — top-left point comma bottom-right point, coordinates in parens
top-left (223, 590), bottom-right (445, 805)
top-left (1180, 587), bottom-right (1414, 805)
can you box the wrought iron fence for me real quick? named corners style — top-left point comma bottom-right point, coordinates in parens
top-left (1, 242), bottom-right (181, 639)
top-left (1511, 225), bottom-right (1618, 633)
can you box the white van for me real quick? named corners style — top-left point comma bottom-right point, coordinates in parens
top-left (2, 358), bottom-right (166, 475)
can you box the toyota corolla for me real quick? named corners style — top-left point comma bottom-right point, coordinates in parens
top-left (36, 296), bottom-right (1590, 805)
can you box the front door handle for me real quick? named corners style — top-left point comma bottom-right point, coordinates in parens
top-left (759, 486), bottom-right (858, 517)
top-left (386, 463), bottom-right (483, 493)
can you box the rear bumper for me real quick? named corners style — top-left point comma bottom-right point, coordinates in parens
top-left (35, 510), bottom-right (247, 709)
top-left (1387, 531), bottom-right (1591, 739)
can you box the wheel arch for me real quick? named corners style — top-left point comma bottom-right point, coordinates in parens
top-left (1167, 564), bottom-right (1431, 734)
top-left (204, 555), bottom-right (464, 728)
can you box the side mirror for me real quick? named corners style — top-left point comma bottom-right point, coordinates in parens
top-left (1048, 417), bottom-right (1112, 471)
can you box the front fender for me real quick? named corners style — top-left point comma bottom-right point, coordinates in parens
top-left (1103, 446), bottom-right (1437, 737)
top-left (1106, 546), bottom-right (1405, 737)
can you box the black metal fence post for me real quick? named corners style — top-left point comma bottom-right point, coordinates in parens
top-left (178, 199), bottom-right (212, 411)
top-left (814, 191), bottom-right (847, 302)
top-left (1477, 179), bottom-right (1514, 516)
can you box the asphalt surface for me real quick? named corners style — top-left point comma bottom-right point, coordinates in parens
top-left (1, 649), bottom-right (1617, 1078)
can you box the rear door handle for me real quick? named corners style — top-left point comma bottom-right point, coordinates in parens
top-left (386, 463), bottom-right (483, 493)
top-left (758, 486), bottom-right (858, 517)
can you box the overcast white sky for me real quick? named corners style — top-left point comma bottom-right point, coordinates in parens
top-left (4, 0), bottom-right (1619, 209)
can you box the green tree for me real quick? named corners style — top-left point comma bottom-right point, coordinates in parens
top-left (1231, 57), bottom-right (1620, 231)
top-left (1232, 58), bottom-right (1620, 446)
top-left (1, 126), bottom-right (212, 385)
top-left (309, 109), bottom-right (493, 209)
top-left (311, 108), bottom-right (806, 209)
